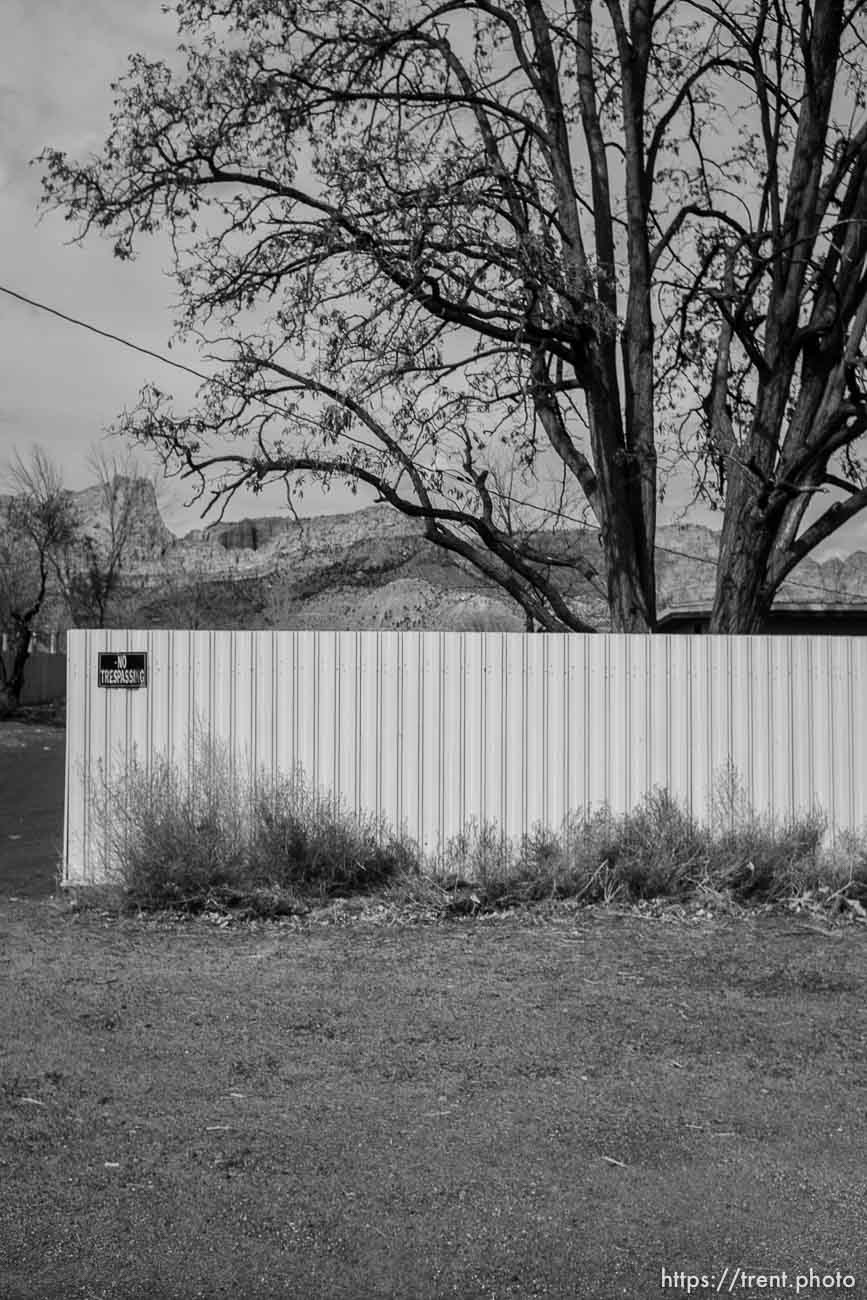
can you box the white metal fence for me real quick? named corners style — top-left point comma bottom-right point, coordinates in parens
top-left (63, 628), bottom-right (867, 883)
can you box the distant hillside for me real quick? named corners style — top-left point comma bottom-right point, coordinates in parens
top-left (139, 502), bottom-right (553, 631)
top-left (5, 477), bottom-right (867, 635)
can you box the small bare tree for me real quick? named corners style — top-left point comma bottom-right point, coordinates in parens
top-left (52, 449), bottom-right (143, 628)
top-left (0, 448), bottom-right (75, 716)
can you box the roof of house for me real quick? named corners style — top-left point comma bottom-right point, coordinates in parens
top-left (657, 599), bottom-right (867, 626)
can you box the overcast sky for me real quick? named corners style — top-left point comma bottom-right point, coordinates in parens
top-left (1, 1), bottom-right (863, 555)
top-left (0, 0), bottom-right (378, 535)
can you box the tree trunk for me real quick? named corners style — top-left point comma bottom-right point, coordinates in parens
top-left (584, 368), bottom-right (656, 633)
top-left (709, 479), bottom-right (777, 633)
top-left (603, 535), bottom-right (655, 631)
top-left (0, 624), bottom-right (33, 718)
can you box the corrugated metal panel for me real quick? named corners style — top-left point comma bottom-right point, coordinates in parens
top-left (63, 629), bottom-right (867, 883)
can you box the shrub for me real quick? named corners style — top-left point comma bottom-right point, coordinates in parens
top-left (703, 763), bottom-right (828, 900)
top-left (95, 745), bottom-right (250, 910)
top-left (431, 785), bottom-right (851, 914)
top-left (435, 793), bottom-right (705, 910)
top-left (95, 739), bottom-right (417, 912)
top-left (707, 812), bottom-right (826, 901)
top-left (249, 770), bottom-right (417, 896)
top-left (91, 743), bottom-right (867, 920)
top-left (820, 832), bottom-right (867, 904)
top-left (601, 789), bottom-right (708, 900)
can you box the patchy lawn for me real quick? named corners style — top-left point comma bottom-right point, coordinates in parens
top-left (0, 899), bottom-right (865, 1300)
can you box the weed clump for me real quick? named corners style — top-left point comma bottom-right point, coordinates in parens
top-left (94, 740), bottom-right (416, 913)
top-left (432, 787), bottom-right (838, 915)
top-left (251, 773), bottom-right (418, 896)
top-left (89, 745), bottom-right (866, 922)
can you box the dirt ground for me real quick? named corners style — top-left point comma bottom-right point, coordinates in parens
top-left (1, 898), bottom-right (866, 1300)
top-left (1, 719), bottom-right (866, 1299)
top-left (0, 720), bottom-right (66, 898)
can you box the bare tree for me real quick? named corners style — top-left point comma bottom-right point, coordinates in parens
top-left (39, 0), bottom-right (867, 632)
top-left (666, 0), bottom-right (867, 630)
top-left (52, 448), bottom-right (145, 628)
top-left (0, 448), bottom-right (75, 716)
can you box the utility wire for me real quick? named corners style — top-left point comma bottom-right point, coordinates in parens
top-left (0, 283), bottom-right (226, 388)
top-left (3, 280), bottom-right (866, 611)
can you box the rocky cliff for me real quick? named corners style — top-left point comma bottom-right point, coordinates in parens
top-left (120, 493), bottom-right (867, 630)
top-left (69, 477), bottom-right (175, 563)
top-left (5, 476), bottom-right (867, 634)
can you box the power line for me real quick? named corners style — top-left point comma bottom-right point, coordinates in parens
top-left (0, 281), bottom-right (459, 481)
top-left (0, 283), bottom-right (234, 387)
top-left (2, 280), bottom-right (866, 611)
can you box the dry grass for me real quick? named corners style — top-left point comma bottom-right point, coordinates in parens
top-left (433, 787), bottom-right (856, 916)
top-left (91, 741), bottom-right (416, 914)
top-left (1, 900), bottom-right (866, 1299)
top-left (87, 741), bottom-right (867, 922)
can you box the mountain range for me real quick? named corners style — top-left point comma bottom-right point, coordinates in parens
top-left (6, 477), bottom-right (867, 635)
